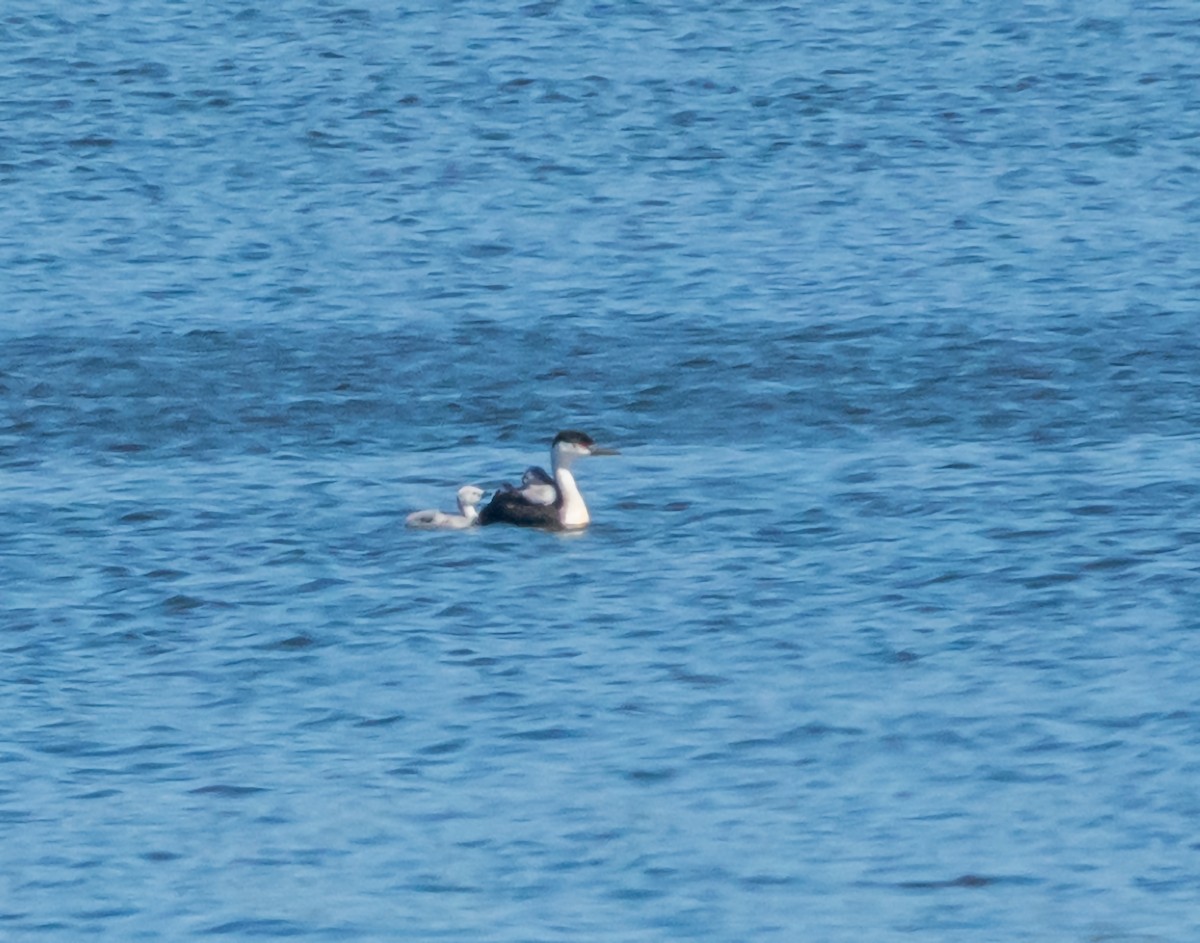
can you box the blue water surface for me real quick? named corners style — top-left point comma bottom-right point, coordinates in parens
top-left (3, 2), bottom-right (1200, 941)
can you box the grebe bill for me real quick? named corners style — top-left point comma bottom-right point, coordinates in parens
top-left (406, 484), bottom-right (486, 530)
top-left (478, 430), bottom-right (617, 530)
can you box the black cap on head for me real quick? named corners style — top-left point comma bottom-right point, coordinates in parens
top-left (552, 430), bottom-right (595, 447)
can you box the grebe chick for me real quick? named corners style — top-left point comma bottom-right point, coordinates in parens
top-left (497, 466), bottom-right (557, 506)
top-left (478, 430), bottom-right (617, 530)
top-left (406, 485), bottom-right (485, 530)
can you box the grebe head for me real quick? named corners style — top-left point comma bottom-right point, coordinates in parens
top-left (521, 466), bottom-right (555, 487)
top-left (551, 430), bottom-right (619, 468)
top-left (516, 465), bottom-right (557, 506)
top-left (456, 485), bottom-right (486, 512)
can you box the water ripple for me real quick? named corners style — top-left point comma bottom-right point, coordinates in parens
top-left (3, 2), bottom-right (1200, 941)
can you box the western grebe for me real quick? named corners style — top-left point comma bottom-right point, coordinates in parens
top-left (406, 484), bottom-right (486, 530)
top-left (478, 430), bottom-right (618, 530)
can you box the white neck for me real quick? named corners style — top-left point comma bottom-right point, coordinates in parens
top-left (457, 491), bottom-right (480, 520)
top-left (554, 465), bottom-right (589, 528)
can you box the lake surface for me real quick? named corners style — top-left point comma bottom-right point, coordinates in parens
top-left (3, 2), bottom-right (1200, 940)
